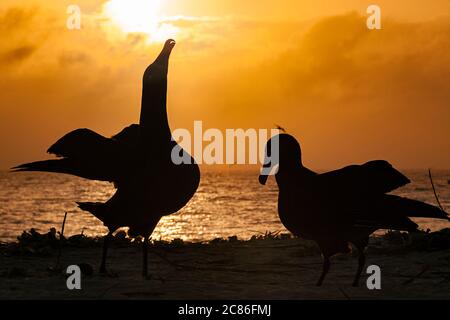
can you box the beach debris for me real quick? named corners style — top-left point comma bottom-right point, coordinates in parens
top-left (379, 228), bottom-right (450, 251)
top-left (381, 230), bottom-right (409, 245)
top-left (408, 228), bottom-right (450, 250)
top-left (170, 238), bottom-right (185, 247)
top-left (16, 228), bottom-right (59, 256)
top-left (68, 234), bottom-right (85, 243)
top-left (4, 227), bottom-right (450, 264)
top-left (249, 230), bottom-right (290, 240)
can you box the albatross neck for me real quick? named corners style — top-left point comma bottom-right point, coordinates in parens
top-left (139, 79), bottom-right (171, 145)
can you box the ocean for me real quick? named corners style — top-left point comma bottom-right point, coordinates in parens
top-left (0, 168), bottom-right (449, 242)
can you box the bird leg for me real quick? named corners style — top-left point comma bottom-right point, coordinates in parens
top-left (99, 231), bottom-right (113, 274)
top-left (352, 251), bottom-right (366, 287)
top-left (316, 256), bottom-right (331, 286)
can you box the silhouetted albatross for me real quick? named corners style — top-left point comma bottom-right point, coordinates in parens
top-left (13, 40), bottom-right (200, 277)
top-left (259, 134), bottom-right (449, 286)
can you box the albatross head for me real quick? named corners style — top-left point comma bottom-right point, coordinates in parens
top-left (155, 39), bottom-right (176, 64)
top-left (259, 134), bottom-right (302, 185)
top-left (162, 39), bottom-right (176, 55)
top-left (143, 39), bottom-right (176, 82)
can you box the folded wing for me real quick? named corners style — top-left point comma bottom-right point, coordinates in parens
top-left (309, 160), bottom-right (447, 231)
top-left (316, 160), bottom-right (410, 196)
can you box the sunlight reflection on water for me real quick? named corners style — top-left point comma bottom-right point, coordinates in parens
top-left (0, 169), bottom-right (448, 242)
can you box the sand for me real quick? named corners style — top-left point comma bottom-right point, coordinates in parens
top-left (1, 229), bottom-right (449, 300)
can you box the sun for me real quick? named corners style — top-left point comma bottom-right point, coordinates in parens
top-left (102, 0), bottom-right (178, 43)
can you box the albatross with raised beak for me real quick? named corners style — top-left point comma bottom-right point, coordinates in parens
top-left (13, 40), bottom-right (200, 277)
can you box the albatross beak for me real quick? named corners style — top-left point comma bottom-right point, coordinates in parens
top-left (259, 161), bottom-right (278, 185)
top-left (259, 135), bottom-right (280, 185)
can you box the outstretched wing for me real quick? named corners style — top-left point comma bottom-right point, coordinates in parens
top-left (48, 128), bottom-right (116, 158)
top-left (13, 126), bottom-right (139, 183)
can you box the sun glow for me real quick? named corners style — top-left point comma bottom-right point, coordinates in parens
top-left (103, 0), bottom-right (178, 43)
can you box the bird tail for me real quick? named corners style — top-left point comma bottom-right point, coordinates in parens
top-left (11, 158), bottom-right (115, 183)
top-left (11, 159), bottom-right (75, 175)
top-left (390, 196), bottom-right (448, 220)
top-left (76, 202), bottom-right (106, 221)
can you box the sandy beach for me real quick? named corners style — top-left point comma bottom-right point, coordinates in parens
top-left (1, 228), bottom-right (449, 300)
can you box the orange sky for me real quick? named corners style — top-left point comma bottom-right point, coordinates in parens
top-left (1, 0), bottom-right (449, 169)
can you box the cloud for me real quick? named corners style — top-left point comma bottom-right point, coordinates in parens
top-left (0, 7), bottom-right (36, 66)
top-left (1, 45), bottom-right (37, 63)
top-left (198, 13), bottom-right (450, 167)
top-left (0, 2), bottom-right (449, 168)
top-left (216, 12), bottom-right (450, 109)
top-left (0, 6), bottom-right (35, 31)
top-left (0, 6), bottom-right (56, 70)
top-left (57, 51), bottom-right (91, 67)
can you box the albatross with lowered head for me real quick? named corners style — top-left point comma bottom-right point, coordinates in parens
top-left (259, 134), bottom-right (449, 286)
top-left (13, 39), bottom-right (200, 277)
